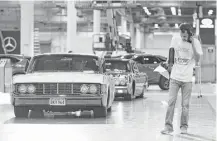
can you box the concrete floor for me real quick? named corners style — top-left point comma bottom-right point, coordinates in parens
top-left (0, 85), bottom-right (216, 141)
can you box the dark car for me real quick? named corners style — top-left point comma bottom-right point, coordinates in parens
top-left (104, 58), bottom-right (148, 100)
top-left (120, 53), bottom-right (169, 90)
top-left (0, 54), bottom-right (31, 75)
top-left (132, 54), bottom-right (169, 90)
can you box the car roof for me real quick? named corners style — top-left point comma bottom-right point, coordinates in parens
top-left (0, 54), bottom-right (31, 59)
top-left (35, 53), bottom-right (99, 58)
top-left (105, 58), bottom-right (131, 62)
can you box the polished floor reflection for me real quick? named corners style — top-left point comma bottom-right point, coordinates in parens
top-left (0, 88), bottom-right (216, 141)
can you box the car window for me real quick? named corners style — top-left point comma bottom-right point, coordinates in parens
top-left (104, 60), bottom-right (130, 72)
top-left (133, 56), bottom-right (144, 64)
top-left (156, 56), bottom-right (167, 62)
top-left (30, 55), bottom-right (100, 72)
top-left (133, 63), bottom-right (139, 73)
top-left (143, 56), bottom-right (160, 64)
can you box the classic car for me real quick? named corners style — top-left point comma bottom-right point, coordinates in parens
top-left (11, 53), bottom-right (115, 118)
top-left (120, 53), bottom-right (168, 90)
top-left (132, 54), bottom-right (169, 90)
top-left (104, 58), bottom-right (148, 100)
top-left (0, 54), bottom-right (31, 75)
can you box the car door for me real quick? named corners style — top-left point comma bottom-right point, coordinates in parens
top-left (132, 63), bottom-right (144, 96)
top-left (136, 55), bottom-right (161, 84)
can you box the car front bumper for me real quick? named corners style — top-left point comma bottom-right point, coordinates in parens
top-left (13, 94), bottom-right (103, 107)
top-left (114, 86), bottom-right (129, 97)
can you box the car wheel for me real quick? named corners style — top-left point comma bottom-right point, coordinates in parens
top-left (94, 107), bottom-right (107, 118)
top-left (14, 106), bottom-right (29, 118)
top-left (124, 94), bottom-right (132, 101)
top-left (30, 110), bottom-right (44, 118)
top-left (137, 87), bottom-right (144, 98)
top-left (107, 107), bottom-right (112, 112)
top-left (159, 76), bottom-right (170, 90)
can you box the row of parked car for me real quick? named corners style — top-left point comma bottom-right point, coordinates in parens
top-left (107, 53), bottom-right (169, 90)
top-left (0, 52), bottom-right (169, 118)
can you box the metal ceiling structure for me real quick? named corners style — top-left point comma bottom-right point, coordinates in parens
top-left (0, 1), bottom-right (215, 32)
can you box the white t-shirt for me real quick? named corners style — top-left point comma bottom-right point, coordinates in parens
top-left (169, 36), bottom-right (203, 82)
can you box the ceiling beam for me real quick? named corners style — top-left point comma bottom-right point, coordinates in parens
top-left (139, 1), bottom-right (216, 8)
top-left (136, 15), bottom-right (216, 24)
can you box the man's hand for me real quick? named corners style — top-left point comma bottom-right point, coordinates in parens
top-left (167, 64), bottom-right (173, 73)
top-left (189, 36), bottom-right (196, 43)
top-left (160, 62), bottom-right (173, 73)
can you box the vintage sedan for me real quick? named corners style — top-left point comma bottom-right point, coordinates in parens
top-left (104, 58), bottom-right (148, 100)
top-left (11, 53), bottom-right (115, 118)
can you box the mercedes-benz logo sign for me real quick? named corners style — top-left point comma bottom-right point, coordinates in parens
top-left (3, 37), bottom-right (17, 53)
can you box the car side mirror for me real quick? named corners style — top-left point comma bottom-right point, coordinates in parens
top-left (13, 71), bottom-right (26, 76)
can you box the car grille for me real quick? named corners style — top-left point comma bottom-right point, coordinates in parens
top-left (16, 83), bottom-right (101, 95)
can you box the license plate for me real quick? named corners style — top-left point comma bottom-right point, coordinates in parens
top-left (117, 90), bottom-right (123, 93)
top-left (49, 98), bottom-right (66, 106)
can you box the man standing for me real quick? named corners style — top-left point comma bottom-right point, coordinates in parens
top-left (161, 23), bottom-right (203, 134)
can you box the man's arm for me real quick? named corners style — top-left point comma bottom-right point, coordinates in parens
top-left (191, 37), bottom-right (203, 63)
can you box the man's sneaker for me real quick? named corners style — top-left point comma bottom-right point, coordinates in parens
top-left (161, 128), bottom-right (173, 134)
top-left (180, 127), bottom-right (187, 134)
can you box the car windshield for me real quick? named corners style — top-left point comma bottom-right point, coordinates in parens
top-left (105, 60), bottom-right (130, 72)
top-left (29, 55), bottom-right (100, 72)
top-left (122, 55), bottom-right (134, 59)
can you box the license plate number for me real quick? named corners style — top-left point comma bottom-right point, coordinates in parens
top-left (49, 98), bottom-right (66, 106)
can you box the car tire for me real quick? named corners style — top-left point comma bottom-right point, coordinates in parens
top-left (30, 110), bottom-right (44, 118)
top-left (124, 82), bottom-right (135, 100)
top-left (159, 75), bottom-right (170, 90)
top-left (14, 106), bottom-right (29, 118)
top-left (137, 89), bottom-right (144, 98)
top-left (107, 107), bottom-right (112, 112)
top-left (124, 94), bottom-right (132, 101)
top-left (94, 107), bottom-right (107, 118)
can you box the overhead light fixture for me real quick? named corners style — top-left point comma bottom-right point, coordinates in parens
top-left (178, 8), bottom-right (181, 16)
top-left (208, 9), bottom-right (213, 15)
top-left (61, 9), bottom-right (66, 15)
top-left (175, 23), bottom-right (179, 28)
top-left (170, 7), bottom-right (176, 15)
top-left (143, 7), bottom-right (151, 15)
top-left (154, 24), bottom-right (159, 28)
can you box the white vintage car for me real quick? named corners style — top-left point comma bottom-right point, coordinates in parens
top-left (11, 53), bottom-right (115, 118)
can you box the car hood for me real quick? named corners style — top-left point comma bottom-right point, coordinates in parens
top-left (105, 71), bottom-right (130, 76)
top-left (13, 72), bottom-right (105, 84)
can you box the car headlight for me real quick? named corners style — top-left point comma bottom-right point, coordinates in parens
top-left (119, 79), bottom-right (127, 85)
top-left (115, 79), bottom-right (120, 85)
top-left (27, 84), bottom-right (36, 93)
top-left (80, 84), bottom-right (89, 94)
top-left (89, 85), bottom-right (97, 94)
top-left (18, 84), bottom-right (27, 94)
